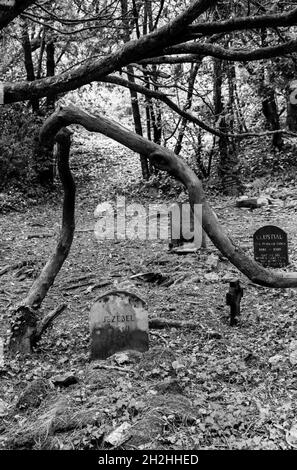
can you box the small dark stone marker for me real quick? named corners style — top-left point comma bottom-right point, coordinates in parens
top-left (90, 290), bottom-right (149, 360)
top-left (223, 174), bottom-right (239, 196)
top-left (226, 280), bottom-right (243, 326)
top-left (253, 225), bottom-right (288, 268)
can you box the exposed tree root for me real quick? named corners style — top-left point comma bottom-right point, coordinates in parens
top-left (0, 261), bottom-right (29, 277)
top-left (33, 304), bottom-right (67, 346)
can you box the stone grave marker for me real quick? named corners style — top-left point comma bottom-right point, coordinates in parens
top-left (168, 202), bottom-right (203, 251)
top-left (90, 290), bottom-right (148, 360)
top-left (223, 174), bottom-right (239, 196)
top-left (253, 225), bottom-right (288, 268)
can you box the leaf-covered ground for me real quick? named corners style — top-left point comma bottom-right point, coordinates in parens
top-left (1, 131), bottom-right (297, 450)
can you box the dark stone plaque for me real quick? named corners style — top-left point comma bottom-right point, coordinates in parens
top-left (223, 174), bottom-right (238, 194)
top-left (253, 225), bottom-right (288, 268)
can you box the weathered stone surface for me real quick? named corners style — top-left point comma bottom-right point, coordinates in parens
top-left (90, 290), bottom-right (149, 360)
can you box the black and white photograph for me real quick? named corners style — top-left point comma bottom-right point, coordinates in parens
top-left (1, 0), bottom-right (297, 461)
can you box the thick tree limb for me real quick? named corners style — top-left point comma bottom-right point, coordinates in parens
top-left (101, 74), bottom-right (223, 137)
top-left (2, 0), bottom-right (218, 103)
top-left (0, 35), bottom-right (41, 76)
top-left (187, 7), bottom-right (297, 36)
top-left (166, 40), bottom-right (297, 62)
top-left (40, 105), bottom-right (297, 288)
top-left (2, 2), bottom-right (297, 105)
top-left (102, 75), bottom-right (297, 140)
top-left (24, 128), bottom-right (75, 308)
top-left (8, 128), bottom-right (75, 353)
top-left (138, 54), bottom-right (203, 65)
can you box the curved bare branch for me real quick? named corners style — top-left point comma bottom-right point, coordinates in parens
top-left (187, 6), bottom-right (297, 36)
top-left (3, 0), bottom-right (218, 103)
top-left (166, 40), bottom-right (297, 62)
top-left (40, 105), bottom-right (297, 288)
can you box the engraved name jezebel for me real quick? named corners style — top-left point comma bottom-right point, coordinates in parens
top-left (103, 314), bottom-right (134, 323)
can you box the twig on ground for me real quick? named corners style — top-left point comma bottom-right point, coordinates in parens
top-left (68, 274), bottom-right (95, 283)
top-left (0, 261), bottom-right (28, 276)
top-left (150, 331), bottom-right (169, 345)
top-left (91, 364), bottom-right (132, 372)
top-left (27, 233), bottom-right (53, 239)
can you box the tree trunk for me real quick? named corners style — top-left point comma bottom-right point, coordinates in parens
top-left (121, 0), bottom-right (149, 180)
top-left (287, 81), bottom-right (297, 131)
top-left (31, 136), bottom-right (54, 187)
top-left (21, 19), bottom-right (39, 112)
top-left (261, 84), bottom-right (283, 149)
top-left (126, 65), bottom-right (150, 180)
top-left (213, 58), bottom-right (242, 196)
top-left (8, 128), bottom-right (75, 353)
top-left (36, 28), bottom-right (46, 80)
top-left (46, 39), bottom-right (56, 110)
top-left (21, 21), bottom-right (54, 186)
top-left (174, 62), bottom-right (200, 155)
top-left (259, 29), bottom-right (283, 149)
top-left (145, 0), bottom-right (162, 147)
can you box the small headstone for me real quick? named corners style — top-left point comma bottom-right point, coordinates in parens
top-left (253, 225), bottom-right (288, 268)
top-left (90, 290), bottom-right (148, 360)
top-left (168, 202), bottom-right (202, 251)
top-left (223, 174), bottom-right (239, 195)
